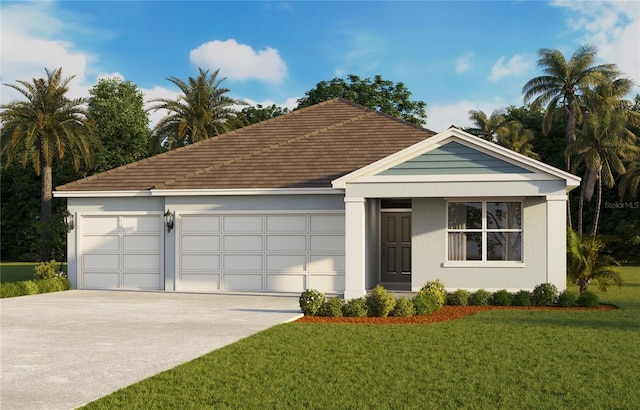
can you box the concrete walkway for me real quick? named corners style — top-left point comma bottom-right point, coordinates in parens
top-left (0, 290), bottom-right (301, 410)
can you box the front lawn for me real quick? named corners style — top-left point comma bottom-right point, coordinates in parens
top-left (0, 262), bottom-right (67, 283)
top-left (83, 267), bottom-right (640, 409)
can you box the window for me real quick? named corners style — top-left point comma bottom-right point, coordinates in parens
top-left (447, 201), bottom-right (522, 262)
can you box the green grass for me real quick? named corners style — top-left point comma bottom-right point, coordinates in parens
top-left (0, 262), bottom-right (67, 283)
top-left (84, 267), bottom-right (640, 409)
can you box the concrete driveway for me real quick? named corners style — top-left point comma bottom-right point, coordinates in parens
top-left (0, 290), bottom-right (301, 410)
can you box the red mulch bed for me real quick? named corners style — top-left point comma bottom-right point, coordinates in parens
top-left (294, 304), bottom-right (617, 325)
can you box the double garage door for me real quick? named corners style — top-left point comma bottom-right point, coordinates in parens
top-left (79, 213), bottom-right (163, 290)
top-left (178, 212), bottom-right (345, 293)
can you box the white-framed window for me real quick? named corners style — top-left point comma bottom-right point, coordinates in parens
top-left (447, 201), bottom-right (522, 262)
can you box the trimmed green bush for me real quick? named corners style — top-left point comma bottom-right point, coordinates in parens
top-left (391, 297), bottom-right (415, 317)
top-left (532, 283), bottom-right (558, 306)
top-left (299, 289), bottom-right (325, 316)
top-left (577, 291), bottom-right (599, 308)
top-left (469, 289), bottom-right (491, 306)
top-left (0, 282), bottom-right (20, 298)
top-left (365, 284), bottom-right (396, 317)
top-left (17, 280), bottom-right (39, 295)
top-left (557, 290), bottom-right (578, 307)
top-left (34, 260), bottom-right (63, 280)
top-left (0, 277), bottom-right (71, 298)
top-left (419, 279), bottom-right (447, 307)
top-left (490, 289), bottom-right (513, 306)
top-left (342, 297), bottom-right (367, 317)
top-left (512, 290), bottom-right (532, 307)
top-left (321, 297), bottom-right (345, 317)
top-left (446, 289), bottom-right (470, 306)
top-left (412, 292), bottom-right (441, 316)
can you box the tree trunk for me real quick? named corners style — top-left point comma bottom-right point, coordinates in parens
top-left (591, 168), bottom-right (603, 237)
top-left (578, 179), bottom-right (585, 236)
top-left (40, 160), bottom-right (53, 262)
top-left (578, 278), bottom-right (590, 293)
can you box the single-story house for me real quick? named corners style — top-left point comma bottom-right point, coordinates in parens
top-left (55, 98), bottom-right (580, 299)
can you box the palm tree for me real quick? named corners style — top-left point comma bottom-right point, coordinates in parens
top-left (569, 77), bottom-right (640, 236)
top-left (468, 109), bottom-right (539, 159)
top-left (567, 228), bottom-right (623, 293)
top-left (148, 68), bottom-right (245, 149)
top-left (618, 161), bottom-right (640, 200)
top-left (467, 109), bottom-right (509, 142)
top-left (1, 68), bottom-right (96, 261)
top-left (522, 45), bottom-right (618, 168)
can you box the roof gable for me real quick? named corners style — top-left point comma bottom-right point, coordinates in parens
top-left (332, 127), bottom-right (581, 190)
top-left (378, 141), bottom-right (533, 176)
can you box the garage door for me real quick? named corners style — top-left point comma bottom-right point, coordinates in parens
top-left (178, 213), bottom-right (345, 293)
top-left (79, 214), bottom-right (163, 290)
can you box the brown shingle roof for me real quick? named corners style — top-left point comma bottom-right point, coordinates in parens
top-left (56, 98), bottom-right (436, 192)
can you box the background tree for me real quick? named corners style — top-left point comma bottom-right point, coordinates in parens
top-left (233, 104), bottom-right (290, 127)
top-left (296, 74), bottom-right (427, 126)
top-left (88, 78), bottom-right (152, 172)
top-left (466, 109), bottom-right (539, 159)
top-left (522, 44), bottom-right (618, 169)
top-left (148, 68), bottom-right (245, 149)
top-left (1, 68), bottom-right (96, 261)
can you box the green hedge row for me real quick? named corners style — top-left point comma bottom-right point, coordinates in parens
top-left (0, 277), bottom-right (71, 298)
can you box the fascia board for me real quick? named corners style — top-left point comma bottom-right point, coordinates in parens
top-left (149, 188), bottom-right (344, 196)
top-left (53, 190), bottom-right (152, 198)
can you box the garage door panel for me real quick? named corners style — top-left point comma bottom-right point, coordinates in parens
top-left (83, 273), bottom-right (119, 289)
top-left (83, 235), bottom-right (120, 252)
top-left (310, 235), bottom-right (345, 252)
top-left (123, 235), bottom-right (160, 251)
top-left (181, 254), bottom-right (220, 271)
top-left (182, 216), bottom-right (221, 233)
top-left (181, 274), bottom-right (220, 291)
top-left (266, 274), bottom-right (305, 292)
top-left (122, 216), bottom-right (160, 233)
top-left (223, 215), bottom-right (262, 232)
top-left (266, 235), bottom-right (306, 251)
top-left (223, 235), bottom-right (263, 251)
top-left (266, 255), bottom-right (307, 272)
top-left (123, 273), bottom-right (161, 289)
top-left (83, 216), bottom-right (119, 234)
top-left (84, 254), bottom-right (119, 270)
top-left (309, 274), bottom-right (345, 292)
top-left (123, 254), bottom-right (160, 271)
top-left (310, 215), bottom-right (345, 232)
top-left (181, 235), bottom-right (220, 252)
top-left (309, 255), bottom-right (345, 272)
top-left (224, 254), bottom-right (263, 271)
top-left (266, 215), bottom-right (306, 232)
top-left (224, 274), bottom-right (263, 291)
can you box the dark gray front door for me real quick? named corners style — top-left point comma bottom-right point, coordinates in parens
top-left (381, 212), bottom-right (411, 283)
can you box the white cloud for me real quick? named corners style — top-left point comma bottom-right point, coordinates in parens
top-left (552, 1), bottom-right (640, 85)
top-left (426, 99), bottom-right (507, 133)
top-left (488, 54), bottom-right (532, 83)
top-left (140, 86), bottom-right (182, 130)
top-left (0, 2), bottom-right (93, 103)
top-left (455, 52), bottom-right (474, 73)
top-left (189, 39), bottom-right (288, 84)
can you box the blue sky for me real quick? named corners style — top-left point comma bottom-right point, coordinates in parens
top-left (1, 1), bottom-right (638, 132)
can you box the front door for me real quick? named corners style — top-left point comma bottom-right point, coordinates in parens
top-left (381, 212), bottom-right (411, 283)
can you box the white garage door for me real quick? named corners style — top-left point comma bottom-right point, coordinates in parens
top-left (79, 214), bottom-right (163, 290)
top-left (178, 212), bottom-right (345, 293)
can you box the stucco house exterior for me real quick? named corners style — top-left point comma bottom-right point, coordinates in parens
top-left (55, 98), bottom-right (580, 299)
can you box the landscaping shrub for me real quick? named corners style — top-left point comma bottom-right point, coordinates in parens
top-left (446, 289), bottom-right (470, 306)
top-left (512, 290), bottom-right (532, 307)
top-left (37, 278), bottom-right (64, 294)
top-left (418, 279), bottom-right (447, 306)
top-left (17, 280), bottom-right (39, 295)
top-left (299, 289), bottom-right (325, 316)
top-left (490, 289), bottom-right (513, 306)
top-left (321, 297), bottom-right (345, 317)
top-left (391, 297), bottom-right (415, 317)
top-left (412, 292), bottom-right (441, 316)
top-left (342, 297), bottom-right (368, 317)
top-left (577, 291), bottom-right (599, 308)
top-left (0, 282), bottom-right (20, 298)
top-left (34, 260), bottom-right (64, 280)
top-left (557, 290), bottom-right (578, 307)
top-left (365, 284), bottom-right (396, 317)
top-left (469, 289), bottom-right (491, 306)
top-left (532, 283), bottom-right (558, 306)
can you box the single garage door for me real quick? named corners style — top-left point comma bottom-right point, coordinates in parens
top-left (178, 212), bottom-right (345, 293)
top-left (79, 213), bottom-right (163, 290)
